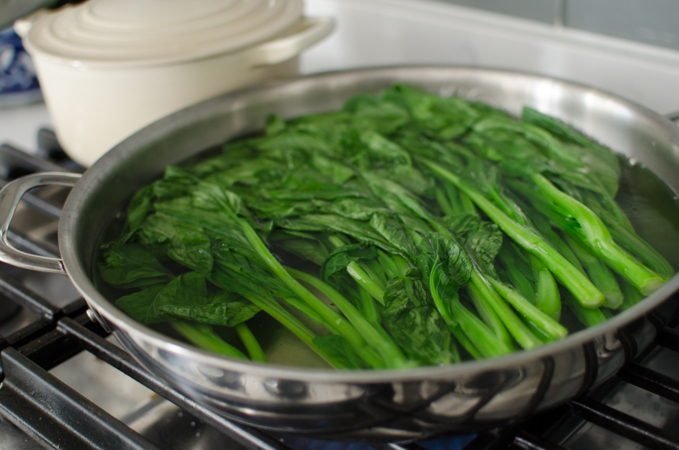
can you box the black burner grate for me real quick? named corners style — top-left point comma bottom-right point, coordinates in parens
top-left (0, 130), bottom-right (678, 450)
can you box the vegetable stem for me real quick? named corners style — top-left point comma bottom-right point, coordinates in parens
top-left (604, 214), bottom-right (675, 279)
top-left (358, 286), bottom-right (382, 327)
top-left (450, 296), bottom-right (514, 358)
top-left (235, 323), bottom-right (267, 362)
top-left (172, 322), bottom-right (248, 360)
top-left (419, 157), bottom-right (605, 309)
top-left (563, 234), bottom-right (623, 309)
top-left (564, 293), bottom-right (607, 329)
top-left (239, 222), bottom-right (385, 368)
top-left (528, 254), bottom-right (562, 321)
top-left (327, 234), bottom-right (387, 305)
top-left (470, 271), bottom-right (542, 350)
top-left (346, 262), bottom-right (386, 305)
top-left (531, 173), bottom-right (667, 296)
top-left (286, 267), bottom-right (412, 369)
top-left (467, 279), bottom-right (514, 349)
top-left (485, 277), bottom-right (567, 341)
top-left (213, 264), bottom-right (355, 369)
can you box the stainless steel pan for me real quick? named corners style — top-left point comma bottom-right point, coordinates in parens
top-left (1, 67), bottom-right (678, 442)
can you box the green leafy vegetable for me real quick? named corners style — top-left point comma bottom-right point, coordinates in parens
top-left (99, 83), bottom-right (675, 370)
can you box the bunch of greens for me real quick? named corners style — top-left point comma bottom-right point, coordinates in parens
top-left (98, 84), bottom-right (674, 370)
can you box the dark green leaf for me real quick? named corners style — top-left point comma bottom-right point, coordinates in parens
top-left (388, 84), bottom-right (479, 139)
top-left (310, 153), bottom-right (355, 184)
top-left (266, 114), bottom-right (287, 135)
top-left (382, 276), bottom-right (454, 365)
top-left (116, 272), bottom-right (261, 327)
top-left (126, 185), bottom-right (154, 231)
top-left (320, 242), bottom-right (378, 280)
top-left (460, 222), bottom-right (503, 276)
top-left (154, 273), bottom-right (260, 327)
top-left (268, 230), bottom-right (330, 266)
top-left (312, 335), bottom-right (364, 369)
top-left (342, 92), bottom-right (410, 135)
top-left (369, 213), bottom-right (416, 257)
top-left (522, 106), bottom-right (620, 195)
top-left (138, 213), bottom-right (213, 275)
top-left (275, 214), bottom-right (397, 254)
top-left (115, 285), bottom-right (166, 324)
top-left (320, 197), bottom-right (390, 221)
top-left (415, 232), bottom-right (472, 308)
top-left (99, 243), bottom-right (174, 289)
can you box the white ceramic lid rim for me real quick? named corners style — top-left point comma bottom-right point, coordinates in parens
top-left (71, 1), bottom-right (263, 38)
top-left (83, 0), bottom-right (251, 30)
top-left (22, 0), bottom-right (305, 67)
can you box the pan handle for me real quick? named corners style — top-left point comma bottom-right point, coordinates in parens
top-left (0, 172), bottom-right (81, 274)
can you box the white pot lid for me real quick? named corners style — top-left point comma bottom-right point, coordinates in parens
top-left (20, 0), bottom-right (305, 67)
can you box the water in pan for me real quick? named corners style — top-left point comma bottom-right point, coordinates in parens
top-left (95, 135), bottom-right (679, 369)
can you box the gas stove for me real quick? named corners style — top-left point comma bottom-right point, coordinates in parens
top-left (1, 1), bottom-right (679, 449)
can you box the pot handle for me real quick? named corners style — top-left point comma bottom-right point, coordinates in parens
top-left (247, 16), bottom-right (335, 67)
top-left (0, 172), bottom-right (81, 274)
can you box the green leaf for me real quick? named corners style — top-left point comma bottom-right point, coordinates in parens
top-left (116, 272), bottom-right (261, 328)
top-left (360, 130), bottom-right (412, 166)
top-left (442, 213), bottom-right (485, 234)
top-left (265, 114), bottom-right (287, 135)
top-left (387, 84), bottom-right (479, 139)
top-left (138, 213), bottom-right (213, 275)
top-left (459, 221), bottom-right (503, 276)
top-left (115, 284), bottom-right (166, 324)
top-left (364, 173), bottom-right (433, 224)
top-left (211, 244), bottom-right (296, 302)
top-left (369, 213), bottom-right (416, 256)
top-left (343, 92), bottom-right (410, 135)
top-left (321, 242), bottom-right (379, 280)
top-left (415, 233), bottom-right (471, 297)
top-left (126, 185), bottom-right (154, 231)
top-left (202, 157), bottom-right (281, 188)
top-left (320, 197), bottom-right (390, 221)
top-left (310, 153), bottom-right (355, 184)
top-left (256, 130), bottom-right (340, 161)
top-left (99, 243), bottom-right (174, 289)
top-left (155, 274), bottom-right (260, 327)
top-left (312, 335), bottom-right (364, 369)
top-left (413, 232), bottom-right (472, 326)
top-left (381, 276), bottom-right (454, 365)
top-left (268, 230), bottom-right (330, 266)
top-left (151, 166), bottom-right (200, 201)
top-left (522, 106), bottom-right (620, 196)
top-left (275, 214), bottom-right (397, 254)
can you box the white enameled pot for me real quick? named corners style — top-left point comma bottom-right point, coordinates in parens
top-left (14, 0), bottom-right (334, 167)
